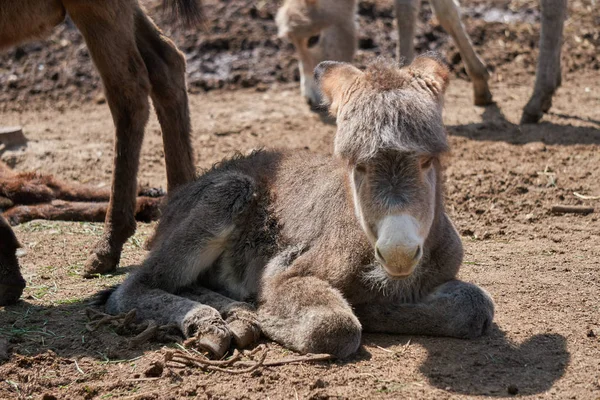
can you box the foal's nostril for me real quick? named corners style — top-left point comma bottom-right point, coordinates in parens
top-left (413, 246), bottom-right (422, 261)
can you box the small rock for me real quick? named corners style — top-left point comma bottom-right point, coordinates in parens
top-left (95, 94), bottom-right (106, 104)
top-left (523, 142), bottom-right (546, 152)
top-left (525, 213), bottom-right (535, 221)
top-left (310, 379), bottom-right (327, 389)
top-left (144, 361), bottom-right (164, 377)
top-left (507, 385), bottom-right (519, 395)
top-left (586, 329), bottom-right (596, 338)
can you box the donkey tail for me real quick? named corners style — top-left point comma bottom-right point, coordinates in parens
top-left (162, 0), bottom-right (203, 26)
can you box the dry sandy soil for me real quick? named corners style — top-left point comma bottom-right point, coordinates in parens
top-left (0, 0), bottom-right (599, 398)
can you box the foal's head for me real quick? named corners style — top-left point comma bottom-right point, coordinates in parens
top-left (276, 0), bottom-right (356, 108)
top-left (317, 56), bottom-right (450, 278)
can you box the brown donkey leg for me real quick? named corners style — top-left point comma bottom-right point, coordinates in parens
top-left (134, 9), bottom-right (195, 190)
top-left (64, 0), bottom-right (151, 277)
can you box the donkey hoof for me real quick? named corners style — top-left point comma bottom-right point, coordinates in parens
top-left (186, 330), bottom-right (232, 359)
top-left (0, 283), bottom-right (25, 306)
top-left (473, 87), bottom-right (493, 106)
top-left (228, 319), bottom-right (261, 349)
top-left (83, 252), bottom-right (118, 278)
top-left (520, 110), bottom-right (542, 125)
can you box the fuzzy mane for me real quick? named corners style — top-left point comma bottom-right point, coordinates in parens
top-left (333, 59), bottom-right (449, 163)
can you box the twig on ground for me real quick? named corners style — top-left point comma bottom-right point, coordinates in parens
top-left (85, 308), bottom-right (137, 332)
top-left (551, 205), bottom-right (594, 214)
top-left (573, 192), bottom-right (600, 200)
top-left (74, 359), bottom-right (85, 375)
top-left (164, 345), bottom-right (333, 374)
top-left (129, 320), bottom-right (158, 346)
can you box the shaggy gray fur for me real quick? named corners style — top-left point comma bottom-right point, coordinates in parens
top-left (103, 57), bottom-right (494, 358)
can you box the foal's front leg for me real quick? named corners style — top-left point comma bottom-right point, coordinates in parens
top-left (259, 270), bottom-right (362, 358)
top-left (355, 280), bottom-right (494, 338)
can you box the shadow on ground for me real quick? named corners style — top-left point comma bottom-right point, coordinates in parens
top-left (363, 324), bottom-right (569, 397)
top-left (449, 103), bottom-right (600, 145)
top-left (2, 291), bottom-right (569, 398)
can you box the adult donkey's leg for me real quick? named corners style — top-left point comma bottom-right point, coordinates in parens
top-left (0, 215), bottom-right (26, 306)
top-left (430, 0), bottom-right (492, 106)
top-left (64, 0), bottom-right (151, 277)
top-left (134, 9), bottom-right (195, 190)
top-left (521, 0), bottom-right (567, 124)
top-left (394, 0), bottom-right (421, 64)
top-left (355, 280), bottom-right (494, 338)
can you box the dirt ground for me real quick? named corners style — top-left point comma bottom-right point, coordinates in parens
top-left (1, 0), bottom-right (599, 398)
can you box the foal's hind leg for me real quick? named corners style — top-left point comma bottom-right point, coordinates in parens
top-left (429, 0), bottom-right (492, 106)
top-left (355, 280), bottom-right (494, 338)
top-left (182, 287), bottom-right (261, 349)
top-left (106, 277), bottom-right (232, 357)
top-left (64, 0), bottom-right (151, 276)
top-left (521, 0), bottom-right (567, 124)
top-left (134, 9), bottom-right (195, 190)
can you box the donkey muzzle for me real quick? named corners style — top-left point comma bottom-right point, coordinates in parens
top-left (375, 215), bottom-right (425, 278)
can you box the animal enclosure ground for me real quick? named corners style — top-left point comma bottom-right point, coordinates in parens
top-left (1, 0), bottom-right (599, 399)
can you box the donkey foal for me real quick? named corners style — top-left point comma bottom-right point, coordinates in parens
top-left (105, 56), bottom-right (494, 358)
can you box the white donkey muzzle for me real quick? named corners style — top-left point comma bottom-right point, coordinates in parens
top-left (375, 214), bottom-right (424, 278)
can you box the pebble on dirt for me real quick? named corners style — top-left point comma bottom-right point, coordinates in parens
top-left (144, 360), bottom-right (165, 377)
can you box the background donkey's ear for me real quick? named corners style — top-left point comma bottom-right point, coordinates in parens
top-left (410, 56), bottom-right (450, 94)
top-left (314, 61), bottom-right (362, 115)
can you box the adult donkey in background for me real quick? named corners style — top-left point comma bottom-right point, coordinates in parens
top-left (276, 0), bottom-right (567, 124)
top-left (102, 56), bottom-right (494, 359)
top-left (0, 0), bottom-right (201, 281)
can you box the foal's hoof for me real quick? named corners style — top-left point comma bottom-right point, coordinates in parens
top-left (0, 283), bottom-right (25, 306)
top-left (185, 329), bottom-right (232, 359)
top-left (228, 318), bottom-right (261, 349)
top-left (83, 252), bottom-right (118, 278)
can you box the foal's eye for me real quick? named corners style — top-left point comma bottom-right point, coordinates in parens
top-left (420, 156), bottom-right (434, 170)
top-left (307, 34), bottom-right (320, 48)
top-left (354, 164), bottom-right (367, 175)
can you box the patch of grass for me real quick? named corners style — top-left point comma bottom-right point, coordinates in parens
top-left (26, 283), bottom-right (58, 300)
top-left (19, 221), bottom-right (62, 233)
top-left (78, 222), bottom-right (104, 236)
top-left (52, 297), bottom-right (81, 305)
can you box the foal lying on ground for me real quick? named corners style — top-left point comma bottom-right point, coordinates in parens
top-left (104, 56), bottom-right (494, 358)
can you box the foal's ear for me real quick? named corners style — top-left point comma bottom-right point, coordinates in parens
top-left (314, 61), bottom-right (363, 115)
top-left (409, 56), bottom-right (450, 96)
